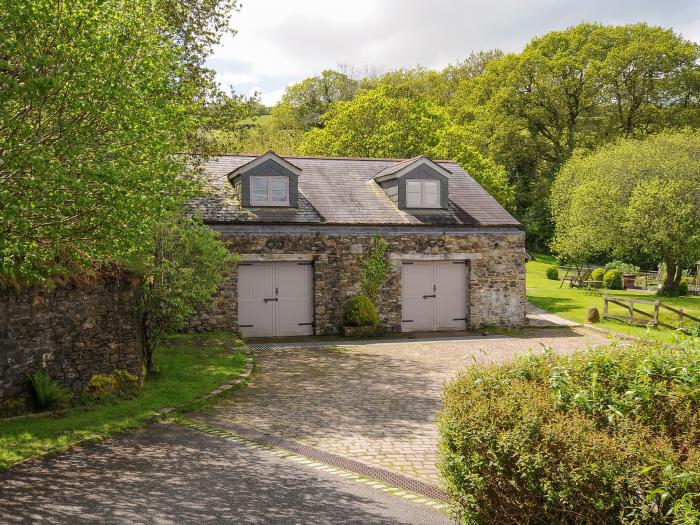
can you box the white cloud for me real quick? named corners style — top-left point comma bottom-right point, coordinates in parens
top-left (209, 0), bottom-right (700, 105)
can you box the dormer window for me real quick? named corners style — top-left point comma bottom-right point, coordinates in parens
top-left (227, 151), bottom-right (301, 208)
top-left (406, 179), bottom-right (440, 208)
top-left (373, 156), bottom-right (450, 211)
top-left (251, 176), bottom-right (289, 206)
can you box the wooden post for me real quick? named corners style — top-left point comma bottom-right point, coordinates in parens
top-left (603, 295), bottom-right (609, 317)
top-left (679, 308), bottom-right (684, 329)
top-left (654, 301), bottom-right (659, 327)
top-left (628, 300), bottom-right (634, 325)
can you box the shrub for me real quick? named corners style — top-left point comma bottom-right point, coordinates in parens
top-left (112, 369), bottom-right (141, 397)
top-left (344, 294), bottom-right (378, 327)
top-left (30, 370), bottom-right (70, 410)
top-left (84, 373), bottom-right (119, 401)
top-left (84, 369), bottom-right (141, 402)
top-left (439, 340), bottom-right (700, 524)
top-left (545, 265), bottom-right (559, 280)
top-left (605, 260), bottom-right (640, 275)
top-left (603, 268), bottom-right (623, 289)
top-left (0, 396), bottom-right (27, 418)
top-left (591, 267), bottom-right (606, 282)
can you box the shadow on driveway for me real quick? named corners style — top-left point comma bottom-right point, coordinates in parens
top-left (0, 423), bottom-right (451, 525)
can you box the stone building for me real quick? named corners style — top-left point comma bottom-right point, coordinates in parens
top-left (188, 151), bottom-right (526, 337)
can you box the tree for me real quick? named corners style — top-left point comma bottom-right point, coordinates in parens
top-left (141, 214), bottom-right (231, 375)
top-left (300, 87), bottom-right (516, 208)
top-left (300, 87), bottom-right (447, 158)
top-left (276, 70), bottom-right (358, 130)
top-left (0, 0), bottom-right (237, 284)
top-left (551, 130), bottom-right (700, 295)
top-left (450, 23), bottom-right (700, 248)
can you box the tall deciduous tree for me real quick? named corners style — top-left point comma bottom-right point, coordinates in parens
top-left (451, 23), bottom-right (700, 248)
top-left (0, 0), bottom-right (237, 283)
top-left (300, 87), bottom-right (515, 208)
top-left (551, 130), bottom-right (700, 295)
top-left (275, 70), bottom-right (358, 131)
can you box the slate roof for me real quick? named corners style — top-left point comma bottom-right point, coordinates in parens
top-left (189, 155), bottom-right (520, 227)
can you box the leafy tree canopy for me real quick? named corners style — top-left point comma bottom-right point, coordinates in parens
top-left (0, 0), bottom-right (237, 284)
top-left (275, 70), bottom-right (358, 131)
top-left (551, 130), bottom-right (700, 294)
top-left (299, 86), bottom-right (516, 208)
top-left (452, 23), bottom-right (700, 247)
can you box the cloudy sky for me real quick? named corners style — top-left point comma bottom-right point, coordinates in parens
top-left (207, 0), bottom-right (700, 106)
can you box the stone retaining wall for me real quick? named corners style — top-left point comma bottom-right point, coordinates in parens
top-left (188, 230), bottom-right (526, 335)
top-left (0, 277), bottom-right (143, 399)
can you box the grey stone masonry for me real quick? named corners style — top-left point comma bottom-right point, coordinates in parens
top-left (0, 277), bottom-right (144, 399)
top-left (187, 230), bottom-right (526, 335)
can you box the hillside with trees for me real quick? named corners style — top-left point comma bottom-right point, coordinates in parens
top-left (223, 23), bottom-right (700, 250)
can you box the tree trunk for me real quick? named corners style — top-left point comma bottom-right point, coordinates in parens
top-left (140, 309), bottom-right (156, 377)
top-left (661, 259), bottom-right (681, 295)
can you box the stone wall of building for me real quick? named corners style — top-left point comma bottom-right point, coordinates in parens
top-left (0, 276), bottom-right (143, 399)
top-left (187, 230), bottom-right (526, 335)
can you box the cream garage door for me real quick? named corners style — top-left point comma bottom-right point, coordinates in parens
top-left (401, 261), bottom-right (467, 332)
top-left (238, 262), bottom-right (314, 337)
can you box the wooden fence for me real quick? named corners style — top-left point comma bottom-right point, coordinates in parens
top-left (602, 295), bottom-right (700, 329)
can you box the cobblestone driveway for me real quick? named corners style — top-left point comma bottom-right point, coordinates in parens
top-left (202, 327), bottom-right (608, 487)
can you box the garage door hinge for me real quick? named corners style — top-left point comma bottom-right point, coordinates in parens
top-left (402, 262), bottom-right (414, 265)
top-left (452, 318), bottom-right (466, 321)
top-left (238, 263), bottom-right (253, 266)
top-left (402, 319), bottom-right (414, 323)
top-left (297, 262), bottom-right (313, 266)
top-left (238, 324), bottom-right (254, 327)
top-left (298, 322), bottom-right (314, 326)
top-left (454, 261), bottom-right (467, 265)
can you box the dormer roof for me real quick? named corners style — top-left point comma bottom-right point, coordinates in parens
top-left (373, 156), bottom-right (452, 183)
top-left (227, 150), bottom-right (302, 182)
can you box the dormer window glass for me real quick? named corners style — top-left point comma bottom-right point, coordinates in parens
top-left (251, 176), bottom-right (289, 206)
top-left (406, 179), bottom-right (440, 208)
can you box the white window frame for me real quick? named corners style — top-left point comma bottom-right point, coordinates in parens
top-left (405, 179), bottom-right (441, 208)
top-left (250, 175), bottom-right (289, 206)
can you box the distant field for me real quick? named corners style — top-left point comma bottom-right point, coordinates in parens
top-left (238, 113), bottom-right (271, 126)
top-left (527, 254), bottom-right (700, 342)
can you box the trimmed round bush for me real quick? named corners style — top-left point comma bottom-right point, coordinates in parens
top-left (545, 266), bottom-right (559, 280)
top-left (439, 340), bottom-right (700, 524)
top-left (344, 294), bottom-right (378, 327)
top-left (603, 268), bottom-right (623, 289)
top-left (591, 268), bottom-right (606, 282)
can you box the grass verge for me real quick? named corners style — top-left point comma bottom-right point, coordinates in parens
top-left (527, 254), bottom-right (700, 342)
top-left (0, 331), bottom-right (247, 470)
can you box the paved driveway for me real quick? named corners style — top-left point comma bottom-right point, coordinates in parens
top-left (198, 327), bottom-right (608, 487)
top-left (0, 424), bottom-right (450, 525)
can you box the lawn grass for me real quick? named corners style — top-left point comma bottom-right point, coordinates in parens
top-left (0, 331), bottom-right (247, 470)
top-left (527, 254), bottom-right (700, 342)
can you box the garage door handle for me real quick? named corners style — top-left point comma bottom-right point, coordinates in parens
top-left (264, 297), bottom-right (278, 302)
top-left (422, 294), bottom-right (436, 299)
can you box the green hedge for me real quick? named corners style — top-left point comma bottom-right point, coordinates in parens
top-left (439, 339), bottom-right (700, 524)
top-left (545, 266), bottom-right (559, 280)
